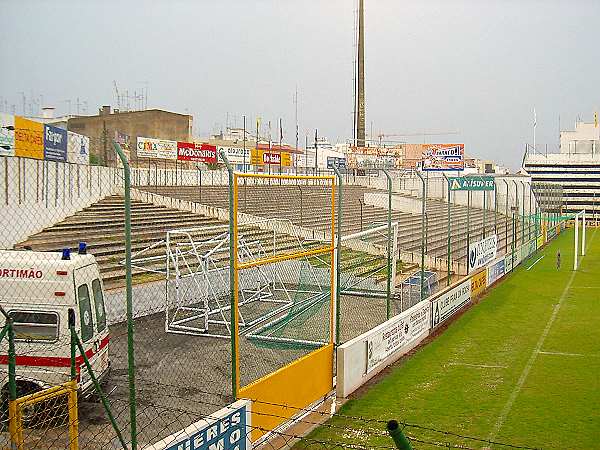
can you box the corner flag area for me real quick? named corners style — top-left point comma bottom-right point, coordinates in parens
top-left (307, 227), bottom-right (600, 449)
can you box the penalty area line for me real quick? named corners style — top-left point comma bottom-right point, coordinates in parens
top-left (526, 255), bottom-right (544, 271)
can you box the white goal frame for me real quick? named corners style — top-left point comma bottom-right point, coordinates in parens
top-left (573, 209), bottom-right (586, 270)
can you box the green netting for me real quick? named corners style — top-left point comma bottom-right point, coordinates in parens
top-left (527, 213), bottom-right (577, 222)
top-left (245, 257), bottom-right (331, 349)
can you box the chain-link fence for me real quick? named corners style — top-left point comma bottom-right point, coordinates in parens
top-left (0, 142), bottom-right (563, 449)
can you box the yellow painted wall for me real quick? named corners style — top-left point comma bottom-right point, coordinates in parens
top-left (239, 343), bottom-right (334, 442)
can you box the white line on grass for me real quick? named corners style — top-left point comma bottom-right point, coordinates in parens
top-left (526, 255), bottom-right (544, 271)
top-left (447, 362), bottom-right (507, 369)
top-left (538, 350), bottom-right (600, 357)
top-left (488, 228), bottom-right (597, 442)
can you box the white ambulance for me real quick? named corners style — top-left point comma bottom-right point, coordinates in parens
top-left (0, 244), bottom-right (110, 402)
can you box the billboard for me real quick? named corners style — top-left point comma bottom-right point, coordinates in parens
top-left (327, 156), bottom-right (347, 169)
top-left (449, 176), bottom-right (495, 191)
top-left (430, 279), bottom-right (471, 328)
top-left (487, 258), bottom-right (505, 286)
top-left (536, 234), bottom-right (544, 249)
top-left (218, 146), bottom-right (250, 164)
top-left (468, 235), bottom-right (497, 272)
top-left (470, 270), bottom-right (487, 298)
top-left (249, 149), bottom-right (291, 166)
top-left (14, 116), bottom-right (44, 160)
top-left (0, 113), bottom-right (15, 157)
top-left (115, 130), bottom-right (132, 161)
top-left (177, 142), bottom-right (217, 164)
top-left (366, 300), bottom-right (430, 374)
top-left (421, 144), bottom-right (464, 171)
top-left (146, 399), bottom-right (251, 450)
top-left (67, 131), bottom-right (90, 165)
top-left (504, 253), bottom-right (514, 273)
top-left (43, 124), bottom-right (68, 162)
top-left (137, 137), bottom-right (177, 160)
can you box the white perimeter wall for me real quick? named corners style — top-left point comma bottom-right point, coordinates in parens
top-left (0, 157), bottom-right (121, 248)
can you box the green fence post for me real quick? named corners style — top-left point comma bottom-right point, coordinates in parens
top-left (7, 324), bottom-right (16, 404)
top-left (512, 211), bottom-right (516, 265)
top-left (502, 179), bottom-right (509, 253)
top-left (220, 151), bottom-right (238, 399)
top-left (521, 180), bottom-right (526, 243)
top-left (529, 184), bottom-right (533, 240)
top-left (494, 180), bottom-right (498, 236)
top-left (415, 171), bottom-right (426, 300)
top-left (0, 306), bottom-right (17, 405)
top-left (73, 326), bottom-right (128, 449)
top-left (483, 188), bottom-right (487, 239)
top-left (512, 180), bottom-right (517, 248)
top-left (7, 316), bottom-right (17, 449)
top-left (466, 190), bottom-right (471, 273)
top-left (113, 141), bottom-right (137, 450)
top-left (68, 309), bottom-right (76, 381)
top-left (332, 166), bottom-right (343, 343)
top-left (382, 169), bottom-right (393, 318)
top-left (442, 173), bottom-right (451, 286)
top-left (386, 420), bottom-right (413, 450)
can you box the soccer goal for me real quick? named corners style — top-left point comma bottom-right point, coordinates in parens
top-left (246, 220), bottom-right (400, 347)
top-left (573, 209), bottom-right (586, 270)
top-left (162, 222), bottom-right (329, 338)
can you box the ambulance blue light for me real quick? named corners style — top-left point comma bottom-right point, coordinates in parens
top-left (61, 248), bottom-right (71, 260)
top-left (78, 242), bottom-right (87, 255)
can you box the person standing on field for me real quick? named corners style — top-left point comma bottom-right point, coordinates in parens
top-left (556, 249), bottom-right (561, 270)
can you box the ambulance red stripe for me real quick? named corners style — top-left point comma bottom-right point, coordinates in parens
top-left (0, 335), bottom-right (109, 368)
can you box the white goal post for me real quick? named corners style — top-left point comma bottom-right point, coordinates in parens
top-left (573, 209), bottom-right (586, 271)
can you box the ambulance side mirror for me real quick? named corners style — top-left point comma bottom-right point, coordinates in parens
top-left (68, 308), bottom-right (75, 328)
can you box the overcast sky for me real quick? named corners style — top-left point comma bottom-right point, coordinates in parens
top-left (1, 0), bottom-right (599, 169)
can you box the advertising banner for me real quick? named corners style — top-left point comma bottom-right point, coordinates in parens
top-left (487, 258), bottom-right (505, 286)
top-left (470, 270), bottom-right (487, 298)
top-left (448, 176), bottom-right (495, 191)
top-left (249, 149), bottom-right (292, 166)
top-left (115, 130), bottom-right (132, 161)
top-left (263, 152), bottom-right (281, 165)
top-left (218, 146), bottom-right (250, 164)
top-left (250, 148), bottom-right (262, 165)
top-left (14, 116), bottom-right (44, 160)
top-left (177, 142), bottom-right (217, 164)
top-left (146, 399), bottom-right (251, 450)
top-left (137, 137), bottom-right (177, 160)
top-left (514, 246), bottom-right (523, 266)
top-left (536, 234), bottom-right (544, 249)
top-left (430, 279), bottom-right (471, 328)
top-left (327, 156), bottom-right (347, 169)
top-left (366, 300), bottom-right (430, 373)
top-left (468, 235), bottom-right (497, 272)
top-left (67, 132), bottom-right (90, 165)
top-left (504, 253), bottom-right (514, 273)
top-left (547, 225), bottom-right (557, 241)
top-left (0, 113), bottom-right (15, 157)
top-left (43, 124), bottom-right (68, 162)
top-left (421, 143), bottom-right (464, 171)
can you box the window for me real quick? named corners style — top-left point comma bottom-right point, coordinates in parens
top-left (92, 279), bottom-right (107, 332)
top-left (8, 311), bottom-right (59, 342)
top-left (77, 284), bottom-right (94, 342)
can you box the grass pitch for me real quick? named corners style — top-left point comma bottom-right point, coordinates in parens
top-left (305, 227), bottom-right (600, 449)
